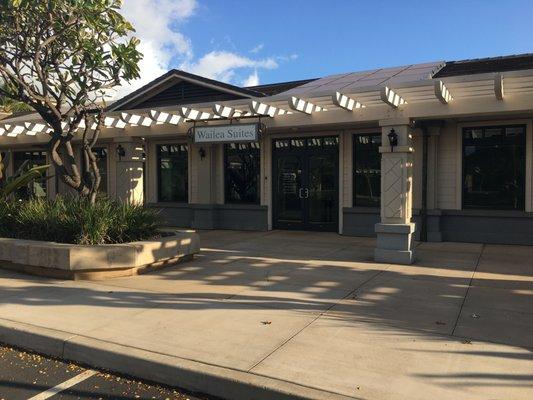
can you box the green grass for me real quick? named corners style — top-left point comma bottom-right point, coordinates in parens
top-left (0, 196), bottom-right (161, 245)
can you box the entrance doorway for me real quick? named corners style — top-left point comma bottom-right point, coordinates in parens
top-left (272, 136), bottom-right (339, 231)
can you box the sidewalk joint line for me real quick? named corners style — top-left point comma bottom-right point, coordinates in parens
top-left (451, 243), bottom-right (485, 336)
top-left (247, 268), bottom-right (387, 372)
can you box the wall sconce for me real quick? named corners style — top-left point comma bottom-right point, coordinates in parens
top-left (198, 147), bottom-right (206, 160)
top-left (388, 128), bottom-right (398, 152)
top-left (116, 144), bottom-right (126, 160)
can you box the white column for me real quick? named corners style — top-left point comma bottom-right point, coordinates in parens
top-left (375, 118), bottom-right (415, 264)
top-left (113, 138), bottom-right (144, 204)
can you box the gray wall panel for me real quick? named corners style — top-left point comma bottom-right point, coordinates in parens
top-left (150, 203), bottom-right (268, 231)
top-left (342, 207), bottom-right (380, 237)
top-left (440, 210), bottom-right (533, 245)
top-left (150, 203), bottom-right (193, 228)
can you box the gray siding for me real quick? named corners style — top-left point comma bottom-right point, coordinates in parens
top-left (342, 207), bottom-right (380, 237)
top-left (150, 203), bottom-right (268, 231)
top-left (440, 210), bottom-right (533, 245)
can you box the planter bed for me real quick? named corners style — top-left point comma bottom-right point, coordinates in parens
top-left (0, 230), bottom-right (200, 280)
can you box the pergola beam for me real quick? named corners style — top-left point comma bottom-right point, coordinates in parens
top-left (178, 106), bottom-right (218, 121)
top-left (289, 96), bottom-right (325, 114)
top-left (24, 122), bottom-right (50, 134)
top-left (149, 110), bottom-right (182, 125)
top-left (213, 104), bottom-right (250, 118)
top-left (332, 92), bottom-right (364, 111)
top-left (494, 73), bottom-right (504, 101)
top-left (120, 112), bottom-right (153, 127)
top-left (4, 124), bottom-right (26, 137)
top-left (434, 81), bottom-right (453, 104)
top-left (250, 100), bottom-right (291, 117)
top-left (380, 87), bottom-right (406, 108)
top-left (104, 117), bottom-right (127, 129)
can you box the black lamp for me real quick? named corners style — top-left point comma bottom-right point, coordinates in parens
top-left (387, 128), bottom-right (398, 152)
top-left (116, 144), bottom-right (126, 160)
top-left (199, 147), bottom-right (206, 160)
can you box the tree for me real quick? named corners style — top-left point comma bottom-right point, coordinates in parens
top-left (0, 0), bottom-right (142, 203)
top-left (0, 85), bottom-right (33, 114)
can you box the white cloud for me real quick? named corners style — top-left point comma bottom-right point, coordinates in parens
top-left (116, 0), bottom-right (198, 96)
top-left (250, 44), bottom-right (264, 54)
top-left (180, 51), bottom-right (277, 83)
top-left (242, 70), bottom-right (260, 86)
top-left (112, 0), bottom-right (296, 97)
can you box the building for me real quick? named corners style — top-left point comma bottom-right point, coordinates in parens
top-left (2, 53), bottom-right (533, 264)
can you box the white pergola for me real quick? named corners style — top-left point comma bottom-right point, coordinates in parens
top-left (2, 67), bottom-right (533, 138)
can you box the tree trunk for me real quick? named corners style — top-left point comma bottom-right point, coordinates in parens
top-left (47, 112), bottom-right (104, 203)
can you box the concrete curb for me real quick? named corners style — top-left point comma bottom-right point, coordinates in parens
top-left (0, 318), bottom-right (358, 400)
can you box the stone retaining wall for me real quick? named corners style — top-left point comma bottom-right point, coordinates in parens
top-left (0, 230), bottom-right (200, 280)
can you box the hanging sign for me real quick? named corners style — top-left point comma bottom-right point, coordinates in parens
top-left (193, 123), bottom-right (259, 143)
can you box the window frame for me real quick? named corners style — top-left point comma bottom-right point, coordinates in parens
top-left (352, 132), bottom-right (382, 208)
top-left (12, 149), bottom-right (49, 198)
top-left (156, 143), bottom-right (189, 203)
top-left (461, 124), bottom-right (527, 211)
top-left (81, 146), bottom-right (109, 195)
top-left (223, 142), bottom-right (261, 205)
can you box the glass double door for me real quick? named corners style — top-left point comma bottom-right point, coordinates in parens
top-left (273, 136), bottom-right (339, 231)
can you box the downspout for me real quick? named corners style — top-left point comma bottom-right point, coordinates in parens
top-left (420, 126), bottom-right (429, 242)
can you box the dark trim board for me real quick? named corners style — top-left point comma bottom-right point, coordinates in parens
top-left (149, 203), bottom-right (268, 231)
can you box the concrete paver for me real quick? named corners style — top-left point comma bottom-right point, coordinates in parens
top-left (251, 316), bottom-right (533, 400)
top-left (454, 304), bottom-right (533, 349)
top-left (0, 230), bottom-right (532, 400)
top-left (81, 301), bottom-right (317, 371)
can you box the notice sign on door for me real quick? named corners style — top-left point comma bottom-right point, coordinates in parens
top-left (194, 123), bottom-right (259, 143)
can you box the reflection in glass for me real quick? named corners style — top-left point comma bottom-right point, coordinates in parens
top-left (308, 154), bottom-right (336, 225)
top-left (82, 147), bottom-right (108, 195)
top-left (224, 142), bottom-right (260, 204)
top-left (463, 126), bottom-right (525, 210)
top-left (157, 144), bottom-right (188, 202)
top-left (276, 155), bottom-right (303, 223)
top-left (353, 134), bottom-right (381, 207)
top-left (13, 150), bottom-right (48, 199)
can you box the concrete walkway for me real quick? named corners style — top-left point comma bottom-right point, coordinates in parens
top-left (0, 230), bottom-right (532, 399)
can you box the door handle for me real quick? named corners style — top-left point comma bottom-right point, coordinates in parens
top-left (298, 188), bottom-right (310, 199)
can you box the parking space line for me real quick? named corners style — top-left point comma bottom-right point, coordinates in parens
top-left (27, 369), bottom-right (98, 400)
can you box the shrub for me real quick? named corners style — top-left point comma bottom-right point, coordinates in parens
top-left (0, 196), bottom-right (161, 245)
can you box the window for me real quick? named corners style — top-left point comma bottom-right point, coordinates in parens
top-left (157, 144), bottom-right (188, 202)
top-left (353, 134), bottom-right (381, 207)
top-left (13, 150), bottom-right (48, 198)
top-left (463, 125), bottom-right (526, 210)
top-left (82, 147), bottom-right (108, 195)
top-left (224, 142), bottom-right (260, 204)
top-left (0, 151), bottom-right (7, 184)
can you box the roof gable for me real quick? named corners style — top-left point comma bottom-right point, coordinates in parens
top-left (109, 69), bottom-right (265, 111)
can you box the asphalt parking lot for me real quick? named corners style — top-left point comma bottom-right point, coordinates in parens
top-left (0, 345), bottom-right (211, 400)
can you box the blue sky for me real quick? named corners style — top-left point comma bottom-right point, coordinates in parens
top-left (119, 0), bottom-right (533, 94)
